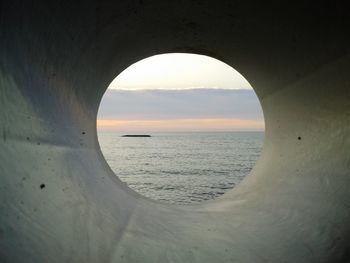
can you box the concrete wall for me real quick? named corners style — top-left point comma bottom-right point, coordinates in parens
top-left (1, 1), bottom-right (349, 262)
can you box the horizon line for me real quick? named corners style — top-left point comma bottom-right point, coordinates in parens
top-left (97, 118), bottom-right (265, 132)
top-left (98, 130), bottom-right (265, 133)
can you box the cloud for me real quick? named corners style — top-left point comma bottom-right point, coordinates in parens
top-left (97, 89), bottom-right (263, 122)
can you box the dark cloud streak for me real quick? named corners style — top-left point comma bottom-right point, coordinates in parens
top-left (98, 89), bottom-right (263, 121)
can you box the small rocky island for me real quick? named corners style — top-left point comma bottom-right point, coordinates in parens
top-left (121, 135), bottom-right (151, 137)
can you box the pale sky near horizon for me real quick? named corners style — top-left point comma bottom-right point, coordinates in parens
top-left (98, 53), bottom-right (263, 132)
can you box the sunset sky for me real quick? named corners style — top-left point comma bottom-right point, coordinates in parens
top-left (97, 53), bottom-right (264, 132)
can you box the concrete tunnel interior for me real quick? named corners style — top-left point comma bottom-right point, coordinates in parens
top-left (1, 1), bottom-right (350, 262)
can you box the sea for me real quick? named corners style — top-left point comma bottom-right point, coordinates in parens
top-left (98, 132), bottom-right (264, 205)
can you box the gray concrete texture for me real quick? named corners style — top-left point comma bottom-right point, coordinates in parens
top-left (1, 1), bottom-right (350, 262)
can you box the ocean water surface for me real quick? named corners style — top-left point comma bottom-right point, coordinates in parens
top-left (98, 132), bottom-right (264, 204)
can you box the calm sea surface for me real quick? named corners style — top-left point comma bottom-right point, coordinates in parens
top-left (98, 132), bottom-right (264, 204)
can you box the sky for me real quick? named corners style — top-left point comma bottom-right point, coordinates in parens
top-left (97, 53), bottom-right (264, 132)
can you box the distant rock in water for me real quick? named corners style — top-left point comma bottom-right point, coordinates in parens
top-left (121, 135), bottom-right (151, 137)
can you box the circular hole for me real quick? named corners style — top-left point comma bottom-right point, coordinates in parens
top-left (97, 53), bottom-right (264, 204)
